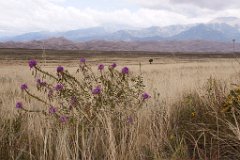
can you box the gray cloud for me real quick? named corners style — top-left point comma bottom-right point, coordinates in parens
top-left (130, 0), bottom-right (240, 10)
top-left (170, 0), bottom-right (240, 10)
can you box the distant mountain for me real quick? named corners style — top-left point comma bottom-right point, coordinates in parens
top-left (135, 25), bottom-right (192, 38)
top-left (6, 31), bottom-right (55, 42)
top-left (100, 25), bottom-right (192, 41)
top-left (210, 17), bottom-right (240, 29)
top-left (171, 23), bottom-right (240, 41)
top-left (59, 27), bottom-right (109, 41)
top-left (0, 27), bottom-right (110, 42)
top-left (1, 17), bottom-right (240, 43)
top-left (0, 38), bottom-right (239, 52)
top-left (0, 25), bottom-right (191, 42)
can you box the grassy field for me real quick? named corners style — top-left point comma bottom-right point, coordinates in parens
top-left (1, 49), bottom-right (240, 159)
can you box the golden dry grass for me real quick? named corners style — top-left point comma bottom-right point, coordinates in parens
top-left (0, 56), bottom-right (240, 159)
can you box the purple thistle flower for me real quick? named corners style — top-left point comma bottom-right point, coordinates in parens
top-left (92, 86), bottom-right (101, 95)
top-left (48, 89), bottom-right (53, 98)
top-left (70, 96), bottom-right (78, 108)
top-left (49, 106), bottom-right (57, 114)
top-left (21, 83), bottom-right (28, 91)
top-left (36, 79), bottom-right (46, 87)
top-left (111, 63), bottom-right (117, 69)
top-left (80, 58), bottom-right (86, 63)
top-left (28, 59), bottom-right (37, 69)
top-left (16, 102), bottom-right (23, 109)
top-left (36, 79), bottom-right (41, 84)
top-left (55, 84), bottom-right (64, 91)
top-left (122, 67), bottom-right (129, 74)
top-left (41, 82), bottom-right (47, 86)
top-left (142, 92), bottom-right (151, 100)
top-left (98, 64), bottom-right (104, 71)
top-left (127, 116), bottom-right (133, 124)
top-left (57, 66), bottom-right (64, 73)
top-left (60, 116), bottom-right (68, 123)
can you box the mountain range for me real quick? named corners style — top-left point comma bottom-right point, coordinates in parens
top-left (1, 17), bottom-right (240, 52)
top-left (1, 17), bottom-right (240, 43)
top-left (1, 38), bottom-right (239, 53)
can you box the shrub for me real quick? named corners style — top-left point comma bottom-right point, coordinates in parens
top-left (149, 59), bottom-right (153, 64)
top-left (169, 77), bottom-right (240, 159)
top-left (17, 59), bottom-right (150, 124)
top-left (14, 59), bottom-right (151, 159)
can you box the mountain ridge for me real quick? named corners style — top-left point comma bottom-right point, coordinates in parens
top-left (0, 39), bottom-right (239, 53)
top-left (1, 17), bottom-right (240, 52)
top-left (1, 17), bottom-right (240, 42)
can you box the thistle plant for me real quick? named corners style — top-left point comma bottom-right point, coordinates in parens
top-left (16, 59), bottom-right (150, 125)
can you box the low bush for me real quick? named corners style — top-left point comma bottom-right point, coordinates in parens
top-left (170, 77), bottom-right (240, 159)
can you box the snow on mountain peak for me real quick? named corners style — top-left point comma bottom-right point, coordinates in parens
top-left (210, 17), bottom-right (240, 28)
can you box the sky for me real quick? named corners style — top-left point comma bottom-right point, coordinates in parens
top-left (1, 0), bottom-right (240, 35)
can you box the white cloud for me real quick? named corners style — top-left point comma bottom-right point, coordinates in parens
top-left (0, 0), bottom-right (240, 35)
top-left (0, 0), bottom-right (99, 34)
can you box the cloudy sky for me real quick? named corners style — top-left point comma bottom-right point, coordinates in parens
top-left (1, 0), bottom-right (240, 35)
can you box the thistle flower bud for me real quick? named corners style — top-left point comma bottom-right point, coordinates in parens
top-left (57, 66), bottom-right (64, 73)
top-left (142, 92), bottom-right (151, 100)
top-left (122, 67), bottom-right (129, 74)
top-left (16, 102), bottom-right (23, 109)
top-left (92, 86), bottom-right (101, 95)
top-left (98, 64), bottom-right (104, 71)
top-left (21, 84), bottom-right (28, 91)
top-left (28, 59), bottom-right (37, 69)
